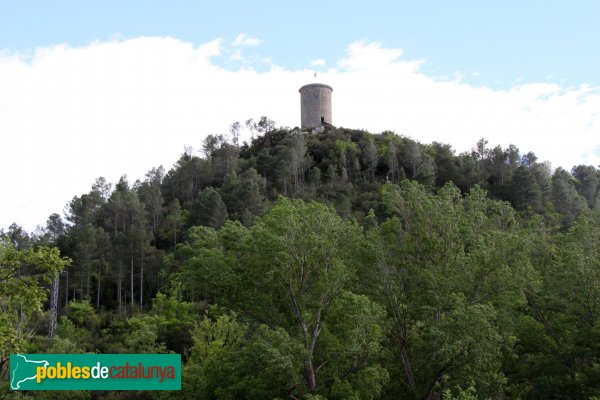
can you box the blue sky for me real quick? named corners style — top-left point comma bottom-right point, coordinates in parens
top-left (2, 1), bottom-right (599, 88)
top-left (1, 1), bottom-right (599, 231)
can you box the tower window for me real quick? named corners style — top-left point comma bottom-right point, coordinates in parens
top-left (321, 117), bottom-right (325, 123)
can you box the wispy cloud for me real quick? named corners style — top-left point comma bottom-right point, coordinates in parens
top-left (1, 37), bottom-right (599, 230)
top-left (232, 33), bottom-right (262, 47)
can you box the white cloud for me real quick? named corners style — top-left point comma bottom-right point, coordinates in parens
top-left (339, 41), bottom-right (410, 71)
top-left (310, 58), bottom-right (326, 67)
top-left (232, 33), bottom-right (262, 47)
top-left (1, 37), bottom-right (599, 231)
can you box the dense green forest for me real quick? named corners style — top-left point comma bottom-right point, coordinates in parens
top-left (3, 118), bottom-right (600, 399)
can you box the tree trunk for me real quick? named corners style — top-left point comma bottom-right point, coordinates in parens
top-left (48, 273), bottom-right (59, 341)
top-left (152, 212), bottom-right (157, 239)
top-left (96, 265), bottom-right (101, 309)
top-left (173, 229), bottom-right (177, 255)
top-left (80, 265), bottom-right (84, 300)
top-left (401, 343), bottom-right (417, 391)
top-left (139, 246), bottom-right (144, 308)
top-left (64, 269), bottom-right (69, 306)
top-left (0, 357), bottom-right (7, 379)
top-left (86, 266), bottom-right (90, 299)
top-left (289, 284), bottom-right (321, 392)
top-left (117, 261), bottom-right (122, 314)
top-left (305, 357), bottom-right (317, 391)
top-left (130, 245), bottom-right (134, 311)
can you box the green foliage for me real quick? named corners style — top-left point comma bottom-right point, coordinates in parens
top-left (510, 210), bottom-right (600, 398)
top-left (8, 122), bottom-right (600, 398)
top-left (219, 169), bottom-right (266, 225)
top-left (66, 299), bottom-right (100, 328)
top-left (173, 225), bottom-right (240, 306)
top-left (148, 290), bottom-right (196, 354)
top-left (319, 291), bottom-right (389, 399)
top-left (443, 385), bottom-right (479, 400)
top-left (0, 241), bottom-right (70, 372)
top-left (0, 390), bottom-right (92, 400)
top-left (184, 314), bottom-right (304, 399)
top-left (125, 314), bottom-right (167, 353)
top-left (375, 181), bottom-right (528, 397)
top-left (189, 187), bottom-right (228, 229)
top-left (52, 316), bottom-right (88, 352)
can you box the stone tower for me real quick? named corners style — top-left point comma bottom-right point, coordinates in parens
top-left (299, 83), bottom-right (332, 129)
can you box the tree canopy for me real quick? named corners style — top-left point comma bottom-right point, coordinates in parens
top-left (3, 120), bottom-right (600, 399)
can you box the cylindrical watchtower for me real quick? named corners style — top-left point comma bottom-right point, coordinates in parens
top-left (299, 83), bottom-right (332, 129)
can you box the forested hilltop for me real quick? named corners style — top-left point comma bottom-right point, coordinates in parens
top-left (3, 118), bottom-right (600, 399)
